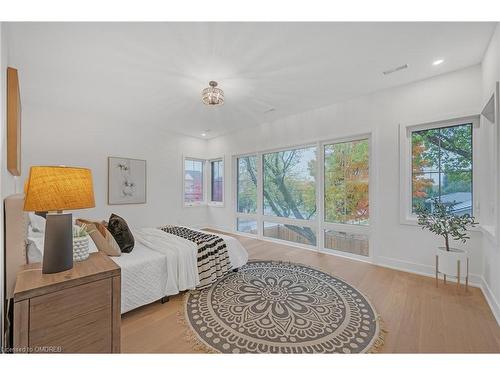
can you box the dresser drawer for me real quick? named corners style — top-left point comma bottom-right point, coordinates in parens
top-left (29, 278), bottom-right (113, 353)
top-left (13, 252), bottom-right (121, 353)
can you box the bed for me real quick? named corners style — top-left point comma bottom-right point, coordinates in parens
top-left (116, 228), bottom-right (248, 313)
top-left (4, 194), bottom-right (248, 314)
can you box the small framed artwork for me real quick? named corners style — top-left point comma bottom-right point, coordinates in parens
top-left (108, 157), bottom-right (147, 205)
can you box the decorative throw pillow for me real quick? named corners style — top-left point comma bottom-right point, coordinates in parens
top-left (76, 219), bottom-right (121, 257)
top-left (107, 214), bottom-right (135, 253)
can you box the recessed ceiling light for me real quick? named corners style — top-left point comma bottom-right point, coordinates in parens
top-left (433, 59), bottom-right (444, 66)
top-left (201, 129), bottom-right (210, 137)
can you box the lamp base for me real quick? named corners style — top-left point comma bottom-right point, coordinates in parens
top-left (42, 213), bottom-right (73, 274)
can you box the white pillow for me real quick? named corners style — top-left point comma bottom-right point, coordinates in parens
top-left (26, 236), bottom-right (44, 264)
top-left (26, 230), bottom-right (98, 264)
top-left (28, 212), bottom-right (46, 233)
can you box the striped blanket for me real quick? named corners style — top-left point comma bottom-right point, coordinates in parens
top-left (159, 226), bottom-right (231, 288)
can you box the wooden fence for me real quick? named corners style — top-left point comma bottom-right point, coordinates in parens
top-left (263, 223), bottom-right (369, 256)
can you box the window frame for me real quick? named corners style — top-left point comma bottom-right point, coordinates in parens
top-left (320, 134), bottom-right (372, 261)
top-left (183, 156), bottom-right (206, 207)
top-left (232, 134), bottom-right (373, 260)
top-left (208, 157), bottom-right (225, 207)
top-left (234, 153), bottom-right (260, 238)
top-left (260, 143), bottom-right (318, 249)
top-left (399, 115), bottom-right (479, 225)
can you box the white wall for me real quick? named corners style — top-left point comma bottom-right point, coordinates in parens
top-left (207, 65), bottom-right (484, 283)
top-left (480, 23), bottom-right (500, 323)
top-left (17, 105), bottom-right (209, 228)
top-left (1, 25), bottom-right (211, 349)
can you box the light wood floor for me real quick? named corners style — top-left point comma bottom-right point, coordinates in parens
top-left (121, 232), bottom-right (500, 353)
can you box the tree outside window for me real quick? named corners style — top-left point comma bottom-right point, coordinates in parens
top-left (324, 139), bottom-right (369, 225)
top-left (237, 156), bottom-right (257, 213)
top-left (411, 124), bottom-right (472, 216)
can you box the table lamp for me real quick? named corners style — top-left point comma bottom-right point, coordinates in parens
top-left (24, 166), bottom-right (95, 274)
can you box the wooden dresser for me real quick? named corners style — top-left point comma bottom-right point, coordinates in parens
top-left (13, 252), bottom-right (121, 353)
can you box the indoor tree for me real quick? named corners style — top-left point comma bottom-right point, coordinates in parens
top-left (415, 198), bottom-right (478, 251)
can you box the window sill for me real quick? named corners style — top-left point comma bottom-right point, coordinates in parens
top-left (480, 224), bottom-right (497, 242)
top-left (208, 202), bottom-right (225, 208)
top-left (400, 215), bottom-right (484, 233)
top-left (184, 202), bottom-right (206, 208)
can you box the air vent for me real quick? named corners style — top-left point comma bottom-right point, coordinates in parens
top-left (383, 64), bottom-right (408, 75)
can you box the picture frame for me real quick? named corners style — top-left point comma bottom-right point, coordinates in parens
top-left (7, 67), bottom-right (21, 176)
top-left (108, 157), bottom-right (147, 205)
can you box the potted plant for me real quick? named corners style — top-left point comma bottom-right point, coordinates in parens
top-left (415, 198), bottom-right (478, 280)
top-left (73, 224), bottom-right (93, 262)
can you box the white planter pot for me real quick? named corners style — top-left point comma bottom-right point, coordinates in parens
top-left (436, 247), bottom-right (468, 278)
top-left (73, 235), bottom-right (90, 262)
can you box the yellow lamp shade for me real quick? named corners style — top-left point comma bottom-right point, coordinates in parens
top-left (24, 166), bottom-right (95, 212)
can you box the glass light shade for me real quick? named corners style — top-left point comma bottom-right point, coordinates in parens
top-left (24, 166), bottom-right (95, 212)
top-left (202, 81), bottom-right (224, 106)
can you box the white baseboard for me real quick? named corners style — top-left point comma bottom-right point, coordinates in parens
top-left (479, 277), bottom-right (500, 326)
top-left (375, 255), bottom-right (483, 287)
top-left (204, 225), bottom-right (500, 326)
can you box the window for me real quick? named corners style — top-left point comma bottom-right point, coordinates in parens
top-left (323, 138), bottom-right (370, 257)
top-left (411, 123), bottom-right (473, 216)
top-left (210, 159), bottom-right (224, 204)
top-left (264, 222), bottom-right (317, 246)
top-left (237, 156), bottom-right (257, 213)
top-left (237, 218), bottom-right (258, 234)
top-left (324, 139), bottom-right (369, 225)
top-left (184, 158), bottom-right (204, 205)
top-left (263, 146), bottom-right (317, 219)
top-left (233, 138), bottom-right (370, 257)
top-left (324, 230), bottom-right (369, 256)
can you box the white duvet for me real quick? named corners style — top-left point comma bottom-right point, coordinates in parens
top-left (111, 242), bottom-right (170, 314)
top-left (115, 227), bottom-right (248, 313)
top-left (133, 228), bottom-right (199, 294)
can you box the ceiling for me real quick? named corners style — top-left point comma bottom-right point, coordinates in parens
top-left (7, 22), bottom-right (496, 139)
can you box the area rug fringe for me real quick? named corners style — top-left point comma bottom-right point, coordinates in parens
top-left (176, 291), bottom-right (218, 354)
top-left (368, 316), bottom-right (388, 353)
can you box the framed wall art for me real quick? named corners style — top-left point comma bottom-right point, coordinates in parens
top-left (108, 157), bottom-right (147, 205)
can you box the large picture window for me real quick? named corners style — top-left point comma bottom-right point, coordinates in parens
top-left (411, 123), bottom-right (473, 216)
top-left (234, 137), bottom-right (371, 257)
top-left (323, 138), bottom-right (370, 257)
top-left (237, 156), bottom-right (257, 213)
top-left (324, 139), bottom-right (369, 225)
top-left (263, 147), bottom-right (317, 219)
top-left (184, 158), bottom-right (204, 205)
top-left (210, 159), bottom-right (224, 203)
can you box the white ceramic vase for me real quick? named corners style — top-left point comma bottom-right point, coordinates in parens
top-left (436, 247), bottom-right (468, 278)
top-left (73, 235), bottom-right (90, 262)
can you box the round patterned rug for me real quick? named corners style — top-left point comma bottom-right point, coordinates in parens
top-left (183, 260), bottom-right (384, 353)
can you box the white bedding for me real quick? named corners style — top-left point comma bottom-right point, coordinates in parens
top-left (133, 227), bottom-right (248, 294)
top-left (110, 239), bottom-right (169, 314)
